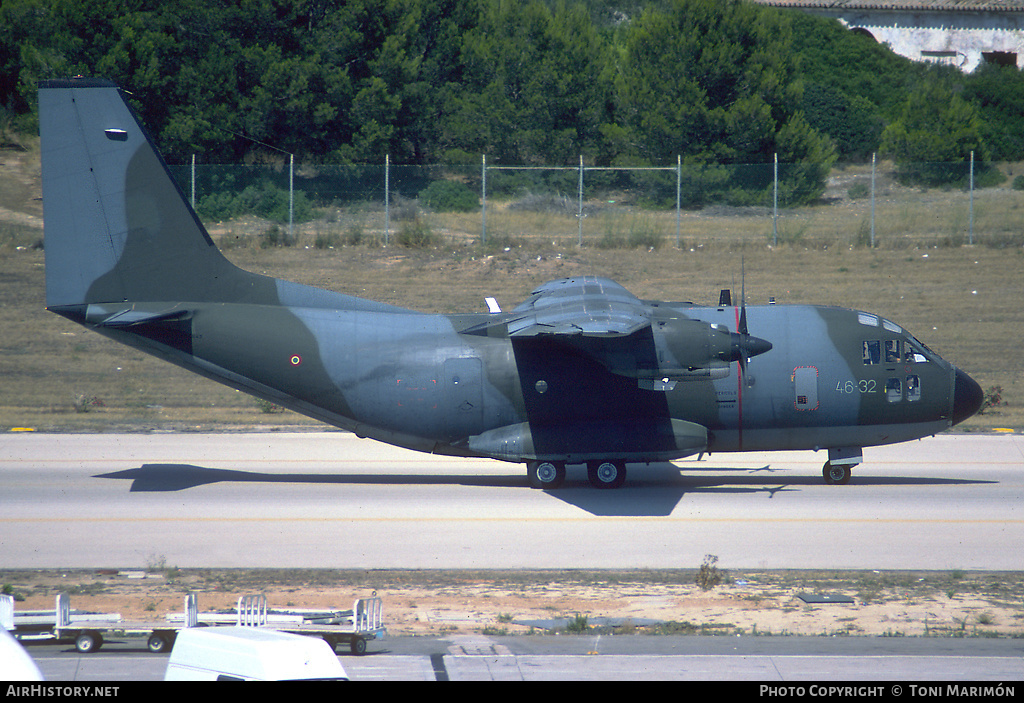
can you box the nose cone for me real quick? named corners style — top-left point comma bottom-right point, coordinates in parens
top-left (951, 367), bottom-right (984, 425)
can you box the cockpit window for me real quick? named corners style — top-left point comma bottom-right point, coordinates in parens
top-left (904, 336), bottom-right (931, 363)
top-left (865, 337), bottom-right (930, 367)
top-left (885, 340), bottom-right (901, 363)
top-left (862, 340), bottom-right (880, 365)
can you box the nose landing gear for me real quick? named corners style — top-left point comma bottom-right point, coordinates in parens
top-left (823, 461), bottom-right (854, 485)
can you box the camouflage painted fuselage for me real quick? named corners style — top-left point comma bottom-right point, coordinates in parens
top-left (39, 79), bottom-right (983, 486)
top-left (68, 295), bottom-right (972, 464)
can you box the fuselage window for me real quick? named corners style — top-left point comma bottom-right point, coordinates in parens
top-left (907, 375), bottom-right (921, 401)
top-left (862, 340), bottom-right (880, 365)
top-left (886, 377), bottom-right (902, 402)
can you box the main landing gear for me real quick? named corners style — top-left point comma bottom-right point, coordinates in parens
top-left (526, 460), bottom-right (628, 489)
top-left (587, 461), bottom-right (627, 489)
top-left (527, 461), bottom-right (566, 489)
top-left (822, 461), bottom-right (854, 485)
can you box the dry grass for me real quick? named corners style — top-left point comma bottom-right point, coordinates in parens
top-left (1, 146), bottom-right (1022, 432)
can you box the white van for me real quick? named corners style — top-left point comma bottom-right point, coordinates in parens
top-left (0, 628), bottom-right (44, 681)
top-left (164, 627), bottom-right (348, 681)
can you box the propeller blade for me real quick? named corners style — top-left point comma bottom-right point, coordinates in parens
top-left (732, 258), bottom-right (771, 386)
top-left (739, 257), bottom-right (748, 335)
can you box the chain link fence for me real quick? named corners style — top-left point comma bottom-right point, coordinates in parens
top-left (166, 156), bottom-right (1024, 251)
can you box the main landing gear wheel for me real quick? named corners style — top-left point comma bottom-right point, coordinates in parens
top-left (588, 461), bottom-right (627, 489)
top-left (527, 461), bottom-right (566, 489)
top-left (823, 462), bottom-right (853, 485)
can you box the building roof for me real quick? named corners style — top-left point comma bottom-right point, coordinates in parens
top-left (755, 0), bottom-right (1024, 11)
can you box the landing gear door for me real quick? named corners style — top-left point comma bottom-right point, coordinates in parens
top-left (793, 366), bottom-right (819, 411)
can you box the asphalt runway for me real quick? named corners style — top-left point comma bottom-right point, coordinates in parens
top-left (1, 431), bottom-right (1022, 570)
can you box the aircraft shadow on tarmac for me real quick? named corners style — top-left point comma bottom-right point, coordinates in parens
top-left (94, 463), bottom-right (994, 518)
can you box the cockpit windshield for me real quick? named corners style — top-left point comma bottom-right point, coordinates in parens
top-left (904, 334), bottom-right (935, 363)
top-left (859, 314), bottom-right (937, 365)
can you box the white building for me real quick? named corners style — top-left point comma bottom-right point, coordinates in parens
top-left (756, 0), bottom-right (1024, 71)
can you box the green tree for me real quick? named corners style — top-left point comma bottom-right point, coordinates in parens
top-left (801, 83), bottom-right (883, 161)
top-left (880, 77), bottom-right (987, 186)
top-left (787, 10), bottom-right (922, 122)
top-left (5, 0), bottom-right (1019, 180)
top-left (963, 62), bottom-right (1024, 161)
top-left (617, 0), bottom-right (787, 162)
top-left (438, 0), bottom-right (613, 165)
top-left (614, 0), bottom-right (833, 203)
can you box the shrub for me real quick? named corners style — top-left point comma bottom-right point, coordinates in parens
top-left (197, 181), bottom-right (313, 223)
top-left (397, 216), bottom-right (435, 248)
top-left (566, 613), bottom-right (589, 633)
top-left (696, 554), bottom-right (723, 591)
top-left (979, 386), bottom-right (1003, 414)
top-left (847, 182), bottom-right (870, 199)
top-left (419, 179), bottom-right (478, 212)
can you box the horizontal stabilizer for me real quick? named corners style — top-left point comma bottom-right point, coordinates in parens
top-left (85, 306), bottom-right (191, 328)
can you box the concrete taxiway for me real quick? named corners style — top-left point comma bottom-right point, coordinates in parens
top-left (1, 431), bottom-right (1021, 570)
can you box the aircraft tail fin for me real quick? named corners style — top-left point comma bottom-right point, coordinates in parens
top-left (39, 78), bottom-right (258, 310)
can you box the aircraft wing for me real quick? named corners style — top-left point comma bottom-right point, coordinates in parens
top-left (463, 276), bottom-right (651, 338)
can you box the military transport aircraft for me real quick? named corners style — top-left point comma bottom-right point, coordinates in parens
top-left (38, 79), bottom-right (985, 489)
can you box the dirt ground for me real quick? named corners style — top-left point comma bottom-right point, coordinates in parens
top-left (3, 568), bottom-right (1022, 639)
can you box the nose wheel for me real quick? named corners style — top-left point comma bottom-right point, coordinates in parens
top-left (823, 462), bottom-right (853, 485)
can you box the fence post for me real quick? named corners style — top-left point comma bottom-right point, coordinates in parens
top-left (772, 153), bottom-right (778, 247)
top-left (481, 154), bottom-right (487, 246)
top-left (384, 154), bottom-right (390, 246)
top-left (191, 154), bottom-right (196, 208)
top-left (969, 150), bottom-right (975, 245)
top-left (288, 153), bottom-right (294, 244)
top-left (870, 152), bottom-right (876, 248)
top-left (578, 155), bottom-right (584, 247)
top-left (676, 155), bottom-right (681, 248)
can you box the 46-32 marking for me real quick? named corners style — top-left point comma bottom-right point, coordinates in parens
top-left (837, 379), bottom-right (876, 394)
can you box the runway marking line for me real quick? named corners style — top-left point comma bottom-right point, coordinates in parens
top-left (2, 516), bottom-right (1023, 524)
